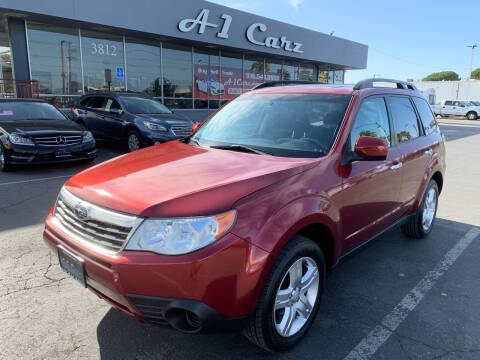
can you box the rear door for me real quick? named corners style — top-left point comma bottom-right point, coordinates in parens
top-left (441, 101), bottom-right (455, 116)
top-left (387, 96), bottom-right (431, 212)
top-left (83, 96), bottom-right (106, 136)
top-left (341, 96), bottom-right (403, 250)
top-left (100, 97), bottom-right (125, 139)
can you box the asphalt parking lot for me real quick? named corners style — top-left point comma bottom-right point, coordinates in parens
top-left (1, 119), bottom-right (480, 360)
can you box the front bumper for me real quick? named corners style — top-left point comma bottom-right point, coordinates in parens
top-left (6, 141), bottom-right (96, 165)
top-left (43, 212), bottom-right (269, 332)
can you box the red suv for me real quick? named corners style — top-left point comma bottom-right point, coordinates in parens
top-left (44, 78), bottom-right (445, 352)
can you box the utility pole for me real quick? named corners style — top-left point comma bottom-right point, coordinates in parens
top-left (466, 44), bottom-right (477, 100)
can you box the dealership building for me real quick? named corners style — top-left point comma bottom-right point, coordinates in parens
top-left (0, 0), bottom-right (367, 119)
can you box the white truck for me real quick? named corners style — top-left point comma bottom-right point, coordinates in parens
top-left (432, 100), bottom-right (480, 120)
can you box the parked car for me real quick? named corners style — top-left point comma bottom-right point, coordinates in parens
top-left (72, 92), bottom-right (193, 152)
top-left (44, 78), bottom-right (445, 352)
top-left (0, 99), bottom-right (96, 171)
top-left (431, 100), bottom-right (480, 120)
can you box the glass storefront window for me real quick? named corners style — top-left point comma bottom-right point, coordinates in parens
top-left (298, 64), bottom-right (316, 81)
top-left (81, 30), bottom-right (125, 92)
top-left (0, 20), bottom-right (13, 96)
top-left (220, 52), bottom-right (243, 100)
top-left (125, 38), bottom-right (161, 96)
top-left (162, 43), bottom-right (192, 108)
top-left (243, 56), bottom-right (264, 91)
top-left (193, 49), bottom-right (220, 109)
top-left (317, 70), bottom-right (328, 83)
top-left (265, 59), bottom-right (282, 82)
top-left (27, 22), bottom-right (82, 95)
top-left (282, 62), bottom-right (298, 81)
top-left (328, 71), bottom-right (334, 84)
top-left (334, 70), bottom-right (345, 84)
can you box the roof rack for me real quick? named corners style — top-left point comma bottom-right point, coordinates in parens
top-left (354, 78), bottom-right (418, 91)
top-left (253, 80), bottom-right (324, 90)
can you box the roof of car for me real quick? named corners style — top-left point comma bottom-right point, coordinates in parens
top-left (81, 92), bottom-right (151, 98)
top-left (250, 84), bottom-right (355, 96)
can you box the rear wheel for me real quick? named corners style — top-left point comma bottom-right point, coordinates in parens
top-left (467, 111), bottom-right (478, 120)
top-left (243, 235), bottom-right (325, 352)
top-left (401, 179), bottom-right (439, 238)
top-left (127, 130), bottom-right (142, 152)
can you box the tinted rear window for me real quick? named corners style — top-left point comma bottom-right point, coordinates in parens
top-left (388, 96), bottom-right (420, 143)
top-left (413, 97), bottom-right (439, 135)
top-left (0, 102), bottom-right (66, 121)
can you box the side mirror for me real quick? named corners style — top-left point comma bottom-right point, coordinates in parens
top-left (191, 122), bottom-right (202, 134)
top-left (354, 136), bottom-right (388, 160)
top-left (110, 108), bottom-right (123, 116)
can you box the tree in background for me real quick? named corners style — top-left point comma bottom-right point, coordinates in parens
top-left (471, 68), bottom-right (480, 80)
top-left (422, 71), bottom-right (459, 81)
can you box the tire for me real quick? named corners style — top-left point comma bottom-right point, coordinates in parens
top-left (401, 179), bottom-right (439, 238)
top-left (126, 130), bottom-right (142, 152)
top-left (0, 146), bottom-right (10, 172)
top-left (466, 111), bottom-right (477, 120)
top-left (243, 235), bottom-right (325, 352)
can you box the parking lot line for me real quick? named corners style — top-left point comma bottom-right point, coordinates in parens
top-left (343, 227), bottom-right (480, 360)
top-left (0, 174), bottom-right (73, 187)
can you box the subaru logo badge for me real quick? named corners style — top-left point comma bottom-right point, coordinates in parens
top-left (56, 136), bottom-right (66, 145)
top-left (74, 205), bottom-right (88, 219)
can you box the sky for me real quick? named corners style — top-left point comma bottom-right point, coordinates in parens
top-left (209, 0), bottom-right (479, 84)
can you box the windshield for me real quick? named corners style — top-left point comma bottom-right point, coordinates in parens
top-left (192, 93), bottom-right (351, 158)
top-left (0, 102), bottom-right (67, 121)
top-left (121, 97), bottom-right (172, 114)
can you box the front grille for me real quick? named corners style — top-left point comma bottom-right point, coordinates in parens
top-left (35, 135), bottom-right (83, 146)
top-left (171, 126), bottom-right (192, 137)
top-left (127, 294), bottom-right (169, 326)
top-left (53, 188), bottom-right (141, 255)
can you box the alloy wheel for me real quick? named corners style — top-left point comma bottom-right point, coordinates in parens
top-left (128, 134), bottom-right (140, 152)
top-left (0, 148), bottom-right (4, 170)
top-left (273, 257), bottom-right (319, 337)
top-left (422, 188), bottom-right (437, 232)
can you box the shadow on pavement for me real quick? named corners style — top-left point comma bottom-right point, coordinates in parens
top-left (96, 218), bottom-right (478, 360)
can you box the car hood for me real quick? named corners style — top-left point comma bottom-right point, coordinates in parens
top-left (65, 141), bottom-right (318, 217)
top-left (0, 119), bottom-right (84, 135)
top-left (137, 113), bottom-right (191, 124)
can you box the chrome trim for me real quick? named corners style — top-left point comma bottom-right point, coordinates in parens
top-left (53, 188), bottom-right (143, 256)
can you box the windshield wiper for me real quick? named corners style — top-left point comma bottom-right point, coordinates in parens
top-left (210, 144), bottom-right (272, 156)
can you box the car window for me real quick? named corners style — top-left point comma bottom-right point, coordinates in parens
top-left (350, 96), bottom-right (391, 149)
top-left (120, 96), bottom-right (172, 114)
top-left (413, 97), bottom-right (439, 136)
top-left (80, 97), bottom-right (90, 107)
top-left (388, 96), bottom-right (420, 143)
top-left (88, 97), bottom-right (105, 110)
top-left (104, 98), bottom-right (122, 112)
top-left (192, 93), bottom-right (351, 158)
top-left (445, 101), bottom-right (453, 106)
top-left (0, 101), bottom-right (67, 121)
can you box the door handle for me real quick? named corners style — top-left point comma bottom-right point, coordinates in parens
top-left (424, 148), bottom-right (433, 155)
top-left (390, 162), bottom-right (403, 171)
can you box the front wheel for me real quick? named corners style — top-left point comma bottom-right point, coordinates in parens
top-left (243, 235), bottom-right (325, 352)
top-left (127, 130), bottom-right (142, 152)
top-left (0, 146), bottom-right (10, 172)
top-left (467, 111), bottom-right (478, 120)
top-left (401, 179), bottom-right (439, 238)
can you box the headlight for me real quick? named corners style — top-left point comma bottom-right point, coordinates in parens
top-left (9, 134), bottom-right (34, 146)
top-left (82, 131), bottom-right (94, 143)
top-left (126, 210), bottom-right (237, 255)
top-left (143, 121), bottom-right (167, 131)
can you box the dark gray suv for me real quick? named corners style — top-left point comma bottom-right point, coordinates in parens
top-left (72, 93), bottom-right (193, 152)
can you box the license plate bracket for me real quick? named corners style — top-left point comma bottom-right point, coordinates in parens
top-left (55, 149), bottom-right (72, 158)
top-left (57, 245), bottom-right (86, 287)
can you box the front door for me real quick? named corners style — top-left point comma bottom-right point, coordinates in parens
top-left (341, 96), bottom-right (403, 251)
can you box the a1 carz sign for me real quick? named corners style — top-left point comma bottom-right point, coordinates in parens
top-left (178, 9), bottom-right (304, 54)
